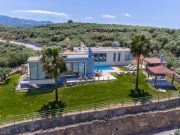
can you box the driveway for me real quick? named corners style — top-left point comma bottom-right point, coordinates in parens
top-left (0, 39), bottom-right (42, 51)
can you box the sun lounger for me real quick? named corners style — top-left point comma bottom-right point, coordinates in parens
top-left (158, 89), bottom-right (166, 93)
top-left (117, 72), bottom-right (124, 75)
top-left (129, 67), bottom-right (137, 71)
top-left (124, 64), bottom-right (132, 68)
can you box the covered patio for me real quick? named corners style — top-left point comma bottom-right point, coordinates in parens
top-left (147, 66), bottom-right (176, 89)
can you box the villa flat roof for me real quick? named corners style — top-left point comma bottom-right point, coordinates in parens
top-left (91, 47), bottom-right (130, 52)
top-left (67, 54), bottom-right (88, 58)
top-left (27, 56), bottom-right (41, 62)
top-left (27, 54), bottom-right (89, 62)
top-left (73, 47), bottom-right (130, 52)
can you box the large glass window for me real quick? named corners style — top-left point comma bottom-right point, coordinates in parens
top-left (30, 63), bottom-right (38, 80)
top-left (79, 62), bottom-right (85, 75)
top-left (125, 53), bottom-right (132, 61)
top-left (66, 62), bottom-right (85, 76)
top-left (73, 62), bottom-right (79, 73)
top-left (37, 63), bottom-right (45, 80)
top-left (113, 53), bottom-right (116, 62)
top-left (29, 63), bottom-right (46, 80)
top-left (93, 53), bottom-right (106, 62)
top-left (118, 53), bottom-right (121, 61)
top-left (66, 63), bottom-right (72, 72)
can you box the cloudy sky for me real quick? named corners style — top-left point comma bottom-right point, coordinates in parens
top-left (0, 0), bottom-right (180, 28)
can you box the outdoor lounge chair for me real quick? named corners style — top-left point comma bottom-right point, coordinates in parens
top-left (124, 64), bottom-right (132, 68)
top-left (129, 66), bottom-right (137, 71)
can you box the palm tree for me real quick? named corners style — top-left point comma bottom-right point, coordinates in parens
top-left (41, 47), bottom-right (67, 102)
top-left (130, 34), bottom-right (150, 91)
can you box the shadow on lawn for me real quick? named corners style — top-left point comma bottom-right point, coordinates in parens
top-left (129, 89), bottom-right (152, 104)
top-left (0, 78), bottom-right (10, 86)
top-left (38, 101), bottom-right (65, 117)
top-left (25, 89), bottom-right (54, 96)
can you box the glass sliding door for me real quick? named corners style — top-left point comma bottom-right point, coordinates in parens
top-left (66, 62), bottom-right (85, 76)
top-left (79, 62), bottom-right (85, 76)
top-left (29, 63), bottom-right (38, 80)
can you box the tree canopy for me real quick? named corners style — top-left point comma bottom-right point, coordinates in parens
top-left (0, 23), bottom-right (179, 74)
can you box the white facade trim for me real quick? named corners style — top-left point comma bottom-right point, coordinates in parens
top-left (29, 79), bottom-right (55, 85)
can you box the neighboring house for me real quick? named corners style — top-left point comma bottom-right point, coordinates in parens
top-left (141, 57), bottom-right (167, 70)
top-left (18, 47), bottom-right (131, 89)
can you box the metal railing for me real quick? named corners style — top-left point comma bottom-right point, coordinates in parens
top-left (0, 92), bottom-right (180, 127)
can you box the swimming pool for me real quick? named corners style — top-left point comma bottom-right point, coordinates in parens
top-left (94, 66), bottom-right (113, 71)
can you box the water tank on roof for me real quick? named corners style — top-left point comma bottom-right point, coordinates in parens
top-left (160, 56), bottom-right (165, 62)
top-left (112, 41), bottom-right (120, 48)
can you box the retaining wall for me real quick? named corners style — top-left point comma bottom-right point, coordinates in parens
top-left (0, 98), bottom-right (180, 135)
top-left (35, 108), bottom-right (180, 135)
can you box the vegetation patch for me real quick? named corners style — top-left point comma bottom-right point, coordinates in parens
top-left (0, 42), bottom-right (35, 68)
top-left (0, 23), bottom-right (179, 73)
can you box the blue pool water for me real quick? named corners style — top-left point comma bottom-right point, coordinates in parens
top-left (94, 66), bottom-right (113, 71)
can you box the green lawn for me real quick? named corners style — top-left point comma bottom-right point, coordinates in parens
top-left (118, 66), bottom-right (129, 71)
top-left (0, 73), bottom-right (179, 118)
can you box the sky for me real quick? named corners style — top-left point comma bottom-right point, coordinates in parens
top-left (0, 0), bottom-right (180, 28)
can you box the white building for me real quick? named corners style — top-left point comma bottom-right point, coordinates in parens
top-left (72, 47), bottom-right (132, 66)
top-left (17, 47), bottom-right (132, 90)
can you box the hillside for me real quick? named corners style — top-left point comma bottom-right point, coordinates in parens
top-left (0, 15), bottom-right (53, 27)
top-left (0, 23), bottom-right (179, 73)
top-left (0, 42), bottom-right (35, 68)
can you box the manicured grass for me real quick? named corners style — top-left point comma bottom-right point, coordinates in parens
top-left (0, 73), bottom-right (179, 118)
top-left (0, 75), bottom-right (54, 118)
top-left (118, 66), bottom-right (129, 71)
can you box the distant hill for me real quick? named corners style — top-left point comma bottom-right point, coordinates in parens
top-left (0, 15), bottom-right (53, 27)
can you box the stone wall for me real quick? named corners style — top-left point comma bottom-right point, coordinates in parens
top-left (0, 98), bottom-right (180, 135)
top-left (37, 108), bottom-right (180, 135)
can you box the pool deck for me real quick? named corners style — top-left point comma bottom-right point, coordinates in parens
top-left (94, 66), bottom-right (122, 81)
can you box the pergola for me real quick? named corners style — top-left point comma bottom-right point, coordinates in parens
top-left (148, 66), bottom-right (176, 85)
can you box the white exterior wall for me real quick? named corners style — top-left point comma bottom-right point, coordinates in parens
top-left (94, 51), bottom-right (131, 66)
top-left (29, 79), bottom-right (55, 85)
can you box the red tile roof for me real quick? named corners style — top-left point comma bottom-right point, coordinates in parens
top-left (143, 57), bottom-right (165, 64)
top-left (148, 66), bottom-right (176, 75)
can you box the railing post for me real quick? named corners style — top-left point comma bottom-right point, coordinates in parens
top-left (122, 100), bottom-right (123, 106)
top-left (94, 105), bottom-right (96, 111)
top-left (14, 117), bottom-right (16, 125)
top-left (168, 93), bottom-right (170, 100)
top-left (158, 95), bottom-right (159, 102)
top-left (64, 109), bottom-right (66, 116)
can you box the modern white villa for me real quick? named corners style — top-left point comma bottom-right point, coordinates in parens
top-left (72, 47), bottom-right (132, 66)
top-left (18, 46), bottom-right (132, 89)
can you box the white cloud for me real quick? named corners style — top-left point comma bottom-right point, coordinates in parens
top-left (102, 14), bottom-right (116, 19)
top-left (13, 10), bottom-right (69, 18)
top-left (122, 13), bottom-right (131, 18)
top-left (84, 16), bottom-right (93, 20)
